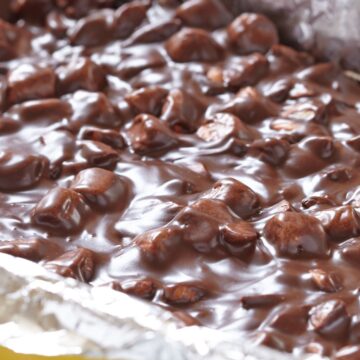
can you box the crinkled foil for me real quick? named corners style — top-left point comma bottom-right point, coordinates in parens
top-left (0, 252), bottom-right (324, 360)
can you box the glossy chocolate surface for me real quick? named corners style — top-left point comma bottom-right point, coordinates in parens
top-left (1, 0), bottom-right (360, 358)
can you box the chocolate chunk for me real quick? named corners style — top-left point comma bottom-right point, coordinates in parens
top-left (207, 53), bottom-right (269, 89)
top-left (174, 205), bottom-right (219, 253)
top-left (301, 136), bottom-right (335, 159)
top-left (69, 10), bottom-right (112, 47)
top-left (264, 212), bottom-right (328, 258)
top-left (44, 247), bottom-right (95, 282)
top-left (176, 0), bottom-right (232, 30)
top-left (120, 278), bottom-right (158, 300)
top-left (0, 151), bottom-right (46, 190)
top-left (165, 28), bottom-right (223, 63)
top-left (227, 13), bottom-right (279, 55)
top-left (219, 87), bottom-right (278, 124)
top-left (340, 239), bottom-right (360, 265)
top-left (241, 294), bottom-right (285, 309)
top-left (0, 238), bottom-right (61, 262)
top-left (309, 300), bottom-right (350, 340)
top-left (77, 140), bottom-right (118, 169)
top-left (197, 112), bottom-right (252, 143)
top-left (117, 50), bottom-right (166, 79)
top-left (204, 178), bottom-right (260, 219)
top-left (161, 89), bottom-right (204, 133)
top-left (250, 138), bottom-right (290, 166)
top-left (316, 206), bottom-right (360, 242)
top-left (126, 113), bottom-right (178, 154)
top-left (0, 20), bottom-right (30, 61)
top-left (163, 284), bottom-right (205, 305)
top-left (125, 86), bottom-right (168, 116)
top-left (127, 19), bottom-right (182, 44)
top-left (324, 166), bottom-right (353, 182)
top-left (67, 91), bottom-right (120, 129)
top-left (56, 58), bottom-right (106, 95)
top-left (79, 126), bottom-right (125, 149)
top-left (191, 198), bottom-right (234, 224)
top-left (135, 225), bottom-right (182, 263)
top-left (7, 64), bottom-right (56, 105)
top-left (7, 99), bottom-right (72, 123)
top-left (71, 167), bottom-right (127, 209)
top-left (309, 268), bottom-right (343, 293)
top-left (31, 187), bottom-right (88, 232)
top-left (220, 221), bottom-right (257, 258)
top-left (112, 1), bottom-right (148, 39)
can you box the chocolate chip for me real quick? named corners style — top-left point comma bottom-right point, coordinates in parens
top-left (112, 1), bottom-right (148, 39)
top-left (316, 206), bottom-right (360, 242)
top-left (127, 19), bottom-right (182, 44)
top-left (69, 10), bottom-right (112, 47)
top-left (163, 283), bottom-right (205, 305)
top-left (220, 221), bottom-right (257, 258)
top-left (250, 138), bottom-right (290, 166)
top-left (298, 63), bottom-right (339, 87)
top-left (174, 206), bottom-right (219, 253)
top-left (117, 50), bottom-right (166, 79)
top-left (7, 98), bottom-right (72, 123)
top-left (67, 90), bottom-right (121, 130)
top-left (7, 64), bottom-right (56, 105)
top-left (325, 166), bottom-right (353, 182)
top-left (204, 178), bottom-right (260, 219)
top-left (176, 0), bottom-right (232, 30)
top-left (0, 238), bottom-right (61, 262)
top-left (227, 13), bottom-right (279, 55)
top-left (340, 239), bottom-right (360, 265)
top-left (281, 98), bottom-right (329, 124)
top-left (219, 87), bottom-right (278, 124)
top-left (79, 126), bottom-right (125, 149)
top-left (31, 187), bottom-right (88, 232)
top-left (165, 28), bottom-right (223, 63)
top-left (191, 198), bottom-right (234, 224)
top-left (45, 247), bottom-right (95, 282)
top-left (309, 268), bottom-right (343, 293)
top-left (135, 225), bottom-right (182, 263)
top-left (301, 136), bottom-right (335, 159)
top-left (264, 212), bottom-right (329, 258)
top-left (207, 53), bottom-right (269, 90)
top-left (197, 112), bottom-right (252, 143)
top-left (56, 58), bottom-right (106, 95)
top-left (309, 300), bottom-right (350, 340)
top-left (161, 88), bottom-right (204, 133)
top-left (125, 86), bottom-right (168, 116)
top-left (120, 278), bottom-right (158, 300)
top-left (71, 167), bottom-right (127, 209)
top-left (241, 294), bottom-right (285, 309)
top-left (126, 113), bottom-right (178, 154)
top-left (0, 20), bottom-right (30, 61)
top-left (0, 151), bottom-right (46, 190)
top-left (77, 140), bottom-right (118, 169)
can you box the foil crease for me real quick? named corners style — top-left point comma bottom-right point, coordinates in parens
top-left (0, 253), bottom-right (325, 360)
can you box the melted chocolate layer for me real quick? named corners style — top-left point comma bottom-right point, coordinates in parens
top-left (1, 0), bottom-right (360, 358)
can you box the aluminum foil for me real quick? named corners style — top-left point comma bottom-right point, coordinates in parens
top-left (0, 252), bottom-right (326, 360)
